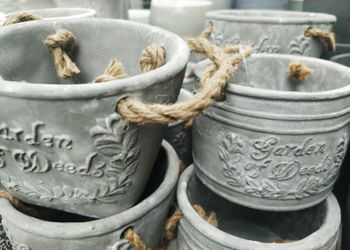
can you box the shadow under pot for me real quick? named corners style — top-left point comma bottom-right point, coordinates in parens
top-left (192, 54), bottom-right (350, 211)
top-left (54, 0), bottom-right (129, 19)
top-left (0, 141), bottom-right (179, 250)
top-left (206, 10), bottom-right (336, 57)
top-left (3, 8), bottom-right (97, 23)
top-left (0, 18), bottom-right (189, 218)
top-left (173, 166), bottom-right (341, 250)
top-left (165, 89), bottom-right (193, 167)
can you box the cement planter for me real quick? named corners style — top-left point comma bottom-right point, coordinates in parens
top-left (165, 89), bottom-right (193, 167)
top-left (0, 19), bottom-right (189, 218)
top-left (4, 8), bottom-right (97, 22)
top-left (174, 165), bottom-right (341, 250)
top-left (235, 0), bottom-right (289, 10)
top-left (206, 10), bottom-right (336, 57)
top-left (193, 54), bottom-right (350, 211)
top-left (0, 141), bottom-right (179, 250)
top-left (55, 0), bottom-right (129, 19)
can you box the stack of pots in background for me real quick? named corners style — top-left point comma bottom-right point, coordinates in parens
top-left (171, 9), bottom-right (348, 250)
top-left (0, 17), bottom-right (189, 249)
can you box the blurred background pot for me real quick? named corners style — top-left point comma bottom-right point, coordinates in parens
top-left (193, 54), bottom-right (350, 211)
top-left (206, 10), bottom-right (336, 57)
top-left (0, 0), bottom-right (56, 13)
top-left (235, 0), bottom-right (289, 9)
top-left (174, 166), bottom-right (341, 250)
top-left (3, 8), bottom-right (96, 23)
top-left (54, 0), bottom-right (129, 19)
top-left (0, 141), bottom-right (180, 250)
top-left (165, 89), bottom-right (193, 167)
top-left (0, 18), bottom-right (189, 218)
top-left (331, 53), bottom-right (350, 67)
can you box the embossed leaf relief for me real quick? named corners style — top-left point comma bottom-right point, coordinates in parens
top-left (0, 113), bottom-right (140, 205)
top-left (171, 131), bottom-right (190, 156)
top-left (289, 36), bottom-right (311, 56)
top-left (210, 29), bottom-right (279, 53)
top-left (217, 134), bottom-right (347, 199)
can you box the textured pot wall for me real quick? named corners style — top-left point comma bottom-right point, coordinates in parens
top-left (193, 55), bottom-right (350, 211)
top-left (0, 141), bottom-right (179, 250)
top-left (175, 166), bottom-right (341, 250)
top-left (0, 0), bottom-right (56, 13)
top-left (0, 19), bottom-right (188, 218)
top-left (206, 10), bottom-right (336, 58)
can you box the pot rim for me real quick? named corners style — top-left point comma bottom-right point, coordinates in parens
top-left (195, 54), bottom-right (350, 101)
top-left (177, 166), bottom-right (340, 249)
top-left (206, 9), bottom-right (336, 24)
top-left (0, 18), bottom-right (189, 100)
top-left (331, 53), bottom-right (350, 62)
top-left (5, 8), bottom-right (97, 20)
top-left (0, 140), bottom-right (179, 239)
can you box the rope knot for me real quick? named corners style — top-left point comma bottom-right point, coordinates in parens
top-left (140, 44), bottom-right (166, 73)
top-left (289, 61), bottom-right (314, 81)
top-left (94, 59), bottom-right (128, 83)
top-left (304, 27), bottom-right (336, 52)
top-left (44, 29), bottom-right (80, 79)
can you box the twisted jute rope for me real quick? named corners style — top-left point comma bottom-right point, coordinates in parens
top-left (44, 29), bottom-right (80, 79)
top-left (115, 27), bottom-right (252, 125)
top-left (289, 61), bottom-right (313, 81)
top-left (94, 59), bottom-right (128, 83)
top-left (124, 204), bottom-right (218, 250)
top-left (2, 12), bottom-right (42, 26)
top-left (304, 27), bottom-right (336, 52)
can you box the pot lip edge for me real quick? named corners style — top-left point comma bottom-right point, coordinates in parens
top-left (0, 140), bottom-right (180, 239)
top-left (195, 56), bottom-right (350, 101)
top-left (0, 18), bottom-right (190, 100)
top-left (176, 165), bottom-right (341, 249)
top-left (206, 9), bottom-right (336, 24)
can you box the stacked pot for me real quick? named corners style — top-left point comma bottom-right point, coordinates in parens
top-left (172, 10), bottom-right (348, 250)
top-left (0, 15), bottom-right (189, 249)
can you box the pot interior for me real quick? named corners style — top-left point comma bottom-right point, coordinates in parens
top-left (0, 19), bottom-right (178, 84)
top-left (196, 55), bottom-right (350, 93)
top-left (11, 145), bottom-right (168, 223)
top-left (187, 174), bottom-right (326, 243)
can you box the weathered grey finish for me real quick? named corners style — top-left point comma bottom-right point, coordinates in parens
top-left (193, 54), bottom-right (350, 211)
top-left (165, 89), bottom-right (193, 167)
top-left (303, 0), bottom-right (350, 44)
top-left (331, 53), bottom-right (350, 67)
top-left (174, 166), bottom-right (341, 250)
top-left (0, 19), bottom-right (189, 218)
top-left (0, 141), bottom-right (179, 250)
top-left (206, 10), bottom-right (336, 57)
top-left (54, 0), bottom-right (129, 19)
top-left (235, 0), bottom-right (289, 9)
top-left (4, 8), bottom-right (97, 21)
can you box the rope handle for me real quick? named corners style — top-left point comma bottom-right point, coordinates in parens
top-left (304, 27), bottom-right (336, 52)
top-left (289, 61), bottom-right (313, 81)
top-left (2, 12), bottom-right (42, 26)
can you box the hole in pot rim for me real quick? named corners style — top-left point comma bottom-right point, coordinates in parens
top-left (194, 54), bottom-right (350, 99)
top-left (0, 18), bottom-right (189, 99)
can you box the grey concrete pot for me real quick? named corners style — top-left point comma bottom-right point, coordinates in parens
top-left (331, 53), bottom-right (350, 67)
top-left (193, 54), bottom-right (350, 211)
top-left (165, 89), bottom-right (193, 167)
top-left (235, 0), bottom-right (289, 9)
top-left (0, 18), bottom-right (189, 218)
top-left (206, 10), bottom-right (336, 57)
top-left (322, 43), bottom-right (350, 60)
top-left (0, 141), bottom-right (179, 250)
top-left (174, 165), bottom-right (341, 250)
top-left (4, 8), bottom-right (97, 22)
top-left (54, 0), bottom-right (129, 19)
